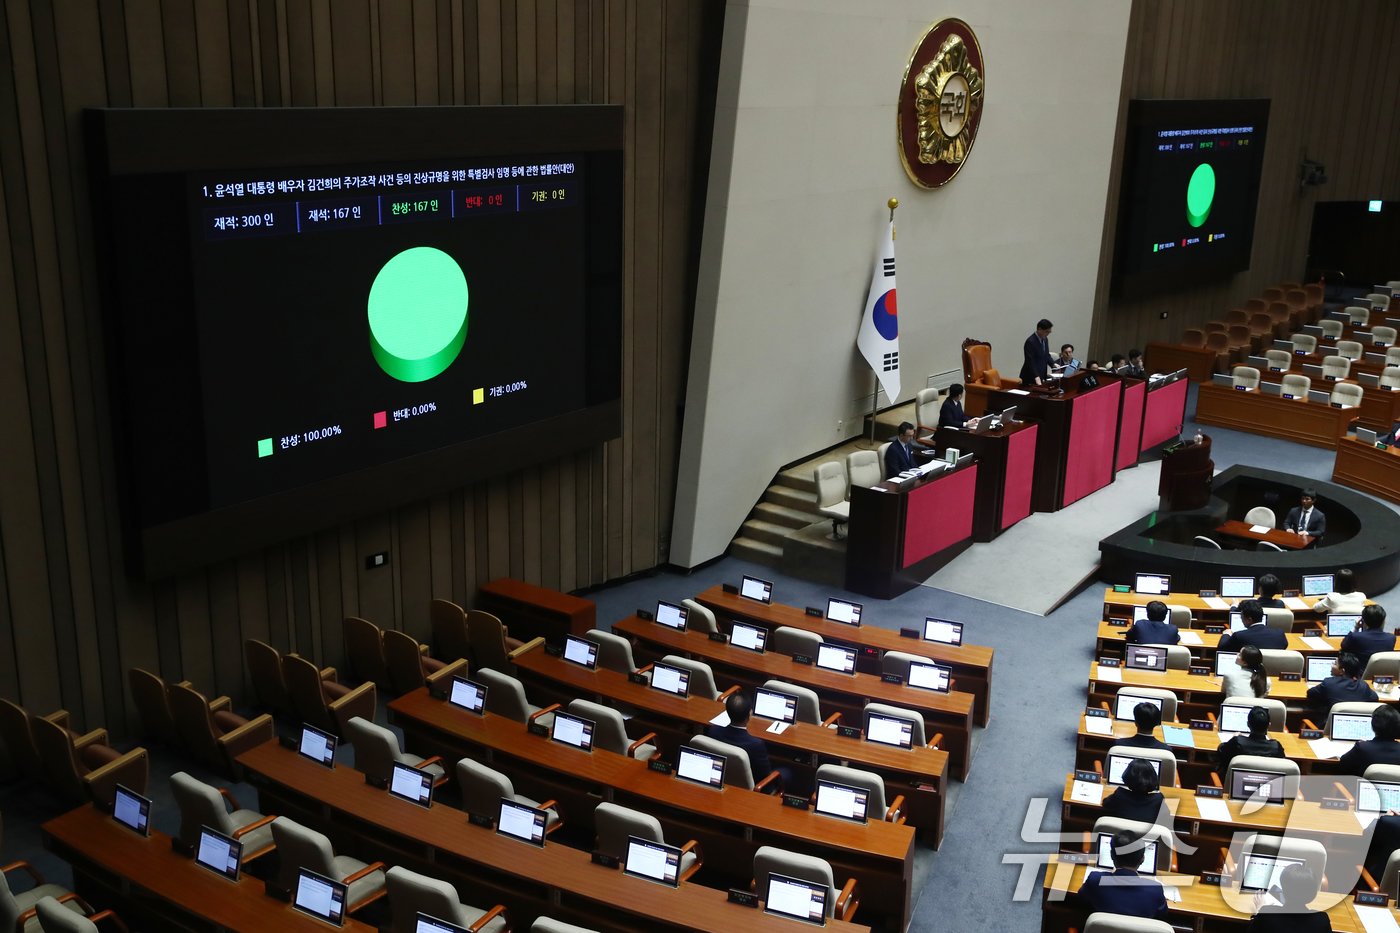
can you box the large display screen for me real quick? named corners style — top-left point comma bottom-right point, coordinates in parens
top-left (1112, 99), bottom-right (1270, 298)
top-left (87, 106), bottom-right (623, 578)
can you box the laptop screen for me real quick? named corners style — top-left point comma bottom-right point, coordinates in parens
top-left (298, 723), bottom-right (337, 768)
top-left (922, 618), bottom-right (963, 646)
top-left (907, 660), bottom-right (951, 693)
top-left (293, 868), bottom-right (347, 926)
top-left (1230, 769), bottom-right (1287, 804)
top-left (1214, 651), bottom-right (1241, 676)
top-left (864, 712), bottom-right (914, 749)
top-left (1328, 614), bottom-right (1362, 637)
top-left (826, 598), bottom-right (862, 626)
top-left (754, 688), bottom-right (798, 723)
top-left (562, 635), bottom-right (599, 670)
top-left (550, 711), bottom-right (595, 752)
top-left (1220, 576), bottom-right (1256, 599)
top-left (815, 644), bottom-right (856, 674)
top-left (1358, 780), bottom-right (1400, 813)
top-left (764, 872), bottom-right (828, 926)
top-left (496, 799), bottom-right (547, 846)
top-left (1114, 693), bottom-right (1163, 721)
top-left (414, 914), bottom-right (469, 933)
top-left (675, 747), bottom-right (726, 788)
top-left (1132, 606), bottom-right (1149, 623)
top-left (1095, 832), bottom-right (1158, 875)
top-left (655, 601), bottom-right (688, 630)
top-left (649, 662), bottom-right (690, 697)
top-left (1125, 645), bottom-right (1168, 671)
top-left (1239, 854), bottom-right (1304, 893)
top-left (740, 575), bottom-right (774, 604)
top-left (1228, 611), bottom-right (1246, 633)
top-left (448, 676), bottom-right (487, 714)
top-left (1306, 656), bottom-right (1335, 682)
top-left (1135, 573), bottom-right (1170, 595)
top-left (1106, 753), bottom-right (1160, 786)
top-left (195, 827), bottom-right (242, 881)
top-left (623, 836), bottom-right (683, 887)
top-left (389, 762), bottom-right (434, 808)
top-left (730, 622), bottom-right (768, 653)
top-left (1303, 574), bottom-right (1335, 597)
top-left (814, 780), bottom-right (869, 823)
top-left (113, 784), bottom-right (151, 836)
top-left (1218, 704), bottom-right (1251, 734)
top-left (1332, 712), bottom-right (1375, 741)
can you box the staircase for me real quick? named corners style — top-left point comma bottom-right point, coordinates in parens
top-left (729, 468), bottom-right (824, 568)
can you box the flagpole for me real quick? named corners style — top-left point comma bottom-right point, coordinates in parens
top-left (868, 198), bottom-right (899, 443)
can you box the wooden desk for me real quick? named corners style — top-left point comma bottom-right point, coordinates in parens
top-left (1100, 588), bottom-right (1335, 626)
top-left (237, 741), bottom-right (871, 933)
top-left (42, 805), bottom-right (376, 933)
top-left (694, 585), bottom-right (995, 727)
top-left (383, 695), bottom-right (909, 932)
top-left (1140, 374), bottom-right (1190, 453)
top-left (1333, 435), bottom-right (1400, 506)
top-left (1071, 713), bottom-right (1339, 779)
top-left (1094, 620), bottom-right (1345, 661)
top-left (1145, 341), bottom-right (1218, 383)
top-left (930, 421), bottom-right (1038, 541)
top-left (612, 614), bottom-right (977, 781)
top-left (986, 380), bottom-right (1122, 512)
top-left (1214, 519), bottom-right (1309, 550)
top-left (478, 578), bottom-right (596, 642)
top-left (510, 640), bottom-right (950, 846)
top-left (1194, 382), bottom-right (1354, 449)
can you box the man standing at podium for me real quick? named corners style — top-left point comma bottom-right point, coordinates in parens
top-left (1021, 318), bottom-right (1054, 386)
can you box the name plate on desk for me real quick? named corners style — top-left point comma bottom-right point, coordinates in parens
top-left (1196, 785), bottom-right (1223, 799)
top-left (365, 774), bottom-right (389, 789)
top-left (1300, 729), bottom-right (1323, 740)
top-left (1199, 589), bottom-right (1218, 598)
top-left (1057, 851), bottom-right (1092, 864)
top-left (1279, 672), bottom-right (1301, 682)
top-left (1305, 628), bottom-right (1324, 637)
top-left (544, 643), bottom-right (563, 658)
top-left (590, 851), bottom-right (621, 868)
top-left (722, 583), bottom-right (739, 595)
top-left (1085, 707), bottom-right (1110, 719)
top-left (1204, 625), bottom-right (1225, 635)
top-left (628, 672), bottom-right (648, 685)
top-left (782, 794), bottom-right (810, 810)
top-left (727, 889), bottom-right (759, 908)
top-left (792, 654), bottom-right (813, 666)
top-left (1200, 872), bottom-right (1223, 886)
top-left (637, 609), bottom-right (654, 621)
top-left (1357, 892), bottom-right (1391, 907)
top-left (1098, 657), bottom-right (1120, 667)
top-left (1189, 719), bottom-right (1214, 730)
top-left (1107, 618), bottom-right (1128, 628)
top-left (648, 758), bottom-right (673, 775)
top-left (528, 721), bottom-right (549, 737)
top-left (881, 673), bottom-right (904, 685)
top-left (279, 734), bottom-right (298, 750)
top-left (1320, 797), bottom-right (1351, 811)
top-left (1112, 584), bottom-right (1132, 593)
top-left (804, 606), bottom-right (823, 618)
top-left (1188, 666), bottom-right (1211, 676)
top-left (708, 632), bottom-right (729, 643)
top-left (1377, 676), bottom-right (1396, 687)
top-left (837, 725), bottom-right (862, 739)
top-left (1075, 770), bottom-right (1101, 784)
top-left (468, 813), bottom-right (494, 829)
top-left (899, 627), bottom-right (919, 639)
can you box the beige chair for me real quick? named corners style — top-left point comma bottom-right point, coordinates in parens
top-left (382, 629), bottom-right (456, 698)
top-left (167, 682), bottom-right (274, 779)
top-left (1261, 608), bottom-right (1294, 632)
top-left (1243, 506), bottom-right (1276, 528)
top-left (1089, 816), bottom-right (1175, 872)
top-left (582, 628), bottom-right (638, 674)
top-left (456, 758), bottom-right (561, 832)
top-left (1367, 850), bottom-right (1400, 901)
top-left (1337, 339), bottom-right (1365, 360)
top-left (531, 920), bottom-right (600, 933)
top-left (0, 863), bottom-right (91, 933)
top-left (1346, 306), bottom-right (1372, 326)
top-left (1112, 687), bottom-right (1177, 723)
top-left (1319, 318), bottom-right (1344, 339)
top-left (430, 598), bottom-right (472, 665)
top-left (127, 668), bottom-right (182, 747)
top-left (1083, 913), bottom-right (1173, 933)
top-left (477, 668), bottom-right (553, 726)
top-left (1367, 292), bottom-right (1391, 310)
top-left (1320, 354), bottom-right (1351, 381)
top-left (814, 461), bottom-right (850, 539)
top-left (814, 764), bottom-right (905, 823)
top-left (1165, 605), bottom-right (1192, 628)
top-left (1229, 834), bottom-right (1325, 896)
top-left (1160, 646), bottom-right (1192, 671)
top-left (594, 802), bottom-right (701, 881)
top-left (1387, 347), bottom-right (1400, 367)
top-left (1257, 648), bottom-right (1303, 675)
top-left (769, 626), bottom-right (822, 658)
top-left (1378, 366), bottom-right (1400, 391)
top-left (1231, 366), bottom-right (1260, 390)
top-left (1279, 373), bottom-right (1311, 398)
top-left (684, 735), bottom-right (779, 792)
top-left (1371, 325), bottom-right (1396, 347)
top-left (282, 653), bottom-right (377, 737)
top-left (1219, 697), bottom-right (1285, 732)
top-left (342, 616), bottom-right (387, 687)
top-left (762, 679), bottom-right (838, 726)
top-left (1290, 333), bottom-right (1317, 354)
top-left (169, 771), bottom-right (276, 862)
top-left (863, 702), bottom-right (940, 747)
top-left (1225, 755), bottom-right (1300, 799)
top-left (914, 387), bottom-right (941, 433)
top-left (343, 716), bottom-right (445, 786)
top-left (845, 449), bottom-right (882, 489)
top-left (467, 609), bottom-right (522, 673)
top-left (881, 649), bottom-right (933, 680)
top-left (678, 599), bottom-right (719, 634)
top-left (1331, 382), bottom-right (1364, 407)
top-left (565, 699), bottom-right (657, 760)
top-left (31, 897), bottom-right (128, 933)
top-left (31, 716), bottom-right (148, 810)
top-left (384, 865), bottom-right (508, 933)
top-left (1362, 652), bottom-right (1400, 680)
top-left (1308, 700), bottom-right (1384, 735)
top-left (270, 817), bottom-right (387, 914)
top-left (752, 846), bottom-right (858, 922)
top-left (1105, 744), bottom-right (1177, 787)
top-left (656, 654), bottom-right (733, 701)
top-left (1262, 348), bottom-right (1292, 371)
top-left (877, 441), bottom-right (891, 468)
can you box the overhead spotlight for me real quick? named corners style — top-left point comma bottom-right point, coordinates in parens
top-left (1299, 158), bottom-right (1328, 188)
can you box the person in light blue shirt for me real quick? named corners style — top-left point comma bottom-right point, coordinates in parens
top-left (1054, 343), bottom-right (1082, 376)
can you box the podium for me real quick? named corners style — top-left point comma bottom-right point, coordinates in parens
top-left (1158, 434), bottom-right (1213, 511)
top-left (932, 421), bottom-right (1037, 541)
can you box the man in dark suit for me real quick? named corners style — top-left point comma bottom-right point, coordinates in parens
top-left (1282, 488), bottom-right (1326, 544)
top-left (1380, 419), bottom-right (1400, 445)
top-left (1126, 600), bottom-right (1180, 646)
top-left (1341, 605), bottom-right (1394, 671)
top-left (1306, 651), bottom-right (1378, 717)
top-left (1217, 599), bottom-right (1286, 652)
top-left (883, 422), bottom-right (922, 478)
top-left (1257, 573), bottom-right (1284, 609)
top-left (705, 690), bottom-right (782, 787)
top-left (1118, 702), bottom-right (1171, 751)
top-left (1340, 705), bottom-right (1400, 775)
top-left (1121, 349), bottom-right (1147, 378)
top-left (938, 384), bottom-right (976, 429)
top-left (1070, 831), bottom-right (1168, 921)
top-left (1020, 318), bottom-right (1054, 385)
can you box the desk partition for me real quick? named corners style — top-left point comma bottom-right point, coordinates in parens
top-left (986, 381), bottom-right (1121, 511)
top-left (1140, 373), bottom-right (1189, 452)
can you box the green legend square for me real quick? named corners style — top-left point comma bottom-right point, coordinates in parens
top-left (257, 438), bottom-right (274, 458)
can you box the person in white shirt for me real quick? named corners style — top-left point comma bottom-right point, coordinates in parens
top-left (1314, 568), bottom-right (1367, 613)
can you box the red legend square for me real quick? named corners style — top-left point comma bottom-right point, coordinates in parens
top-left (373, 410), bottom-right (387, 429)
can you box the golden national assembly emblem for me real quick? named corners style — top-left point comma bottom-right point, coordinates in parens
top-left (898, 18), bottom-right (985, 188)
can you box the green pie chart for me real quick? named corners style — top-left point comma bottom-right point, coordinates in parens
top-left (1186, 163), bottom-right (1215, 228)
top-left (367, 246), bottom-right (468, 382)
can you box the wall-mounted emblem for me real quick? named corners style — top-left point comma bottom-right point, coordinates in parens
top-left (898, 18), bottom-right (985, 188)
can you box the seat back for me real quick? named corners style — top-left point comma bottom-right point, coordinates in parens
top-left (282, 654), bottom-right (334, 733)
top-left (1227, 324), bottom-right (1252, 346)
top-left (1106, 744), bottom-right (1177, 787)
top-left (1261, 608), bottom-right (1294, 632)
top-left (466, 609), bottom-right (512, 672)
top-left (1321, 355), bottom-right (1351, 380)
top-left (1181, 328), bottom-right (1205, 348)
top-left (814, 764), bottom-right (887, 818)
top-left (1371, 325), bottom-right (1396, 346)
top-left (456, 758), bottom-right (516, 817)
top-left (430, 598), bottom-right (472, 665)
top-left (1290, 333), bottom-right (1317, 354)
top-left (244, 639), bottom-right (291, 713)
top-left (1231, 366), bottom-right (1260, 389)
top-left (1243, 506), bottom-right (1276, 528)
top-left (1325, 701), bottom-right (1383, 735)
top-left (271, 816), bottom-right (339, 896)
top-left (0, 869), bottom-right (27, 930)
top-left (1227, 756), bottom-right (1300, 799)
top-left (168, 682), bottom-right (225, 771)
top-left (1237, 833), bottom-right (1326, 896)
top-left (769, 626), bottom-right (822, 658)
top-left (33, 898), bottom-right (101, 933)
top-left (1220, 697), bottom-right (1286, 731)
top-left (1320, 318), bottom-right (1344, 338)
top-left (170, 771), bottom-right (235, 847)
top-left (880, 650), bottom-right (924, 680)
top-left (1279, 373), bottom-right (1311, 397)
top-left (915, 387), bottom-right (940, 429)
top-left (753, 847), bottom-right (836, 919)
top-left (686, 735), bottom-right (756, 789)
top-left (1365, 764), bottom-right (1400, 784)
top-left (1337, 339), bottom-right (1364, 360)
top-left (678, 599), bottom-right (718, 635)
top-left (30, 716), bottom-right (86, 803)
top-left (878, 442), bottom-right (891, 467)
top-left (1363, 652), bottom-right (1400, 680)
top-left (1381, 851), bottom-right (1400, 907)
top-left (1164, 605), bottom-right (1191, 627)
top-left (383, 629), bottom-right (427, 697)
top-left (477, 668), bottom-right (533, 722)
top-left (1260, 648), bottom-right (1303, 676)
top-left (1367, 292), bottom-right (1391, 309)
top-left (1263, 348), bottom-right (1291, 370)
top-left (1089, 816), bottom-right (1174, 872)
top-left (1115, 687), bottom-right (1177, 722)
top-left (964, 342), bottom-right (993, 383)
top-left (1388, 346), bottom-right (1400, 367)
top-left (385, 865), bottom-right (471, 933)
top-left (0, 699), bottom-right (43, 781)
top-left (762, 679), bottom-right (822, 725)
top-left (846, 450), bottom-right (882, 489)
top-left (594, 802), bottom-right (665, 859)
top-left (343, 716), bottom-right (402, 784)
top-left (660, 654), bottom-right (719, 700)
top-left (863, 702), bottom-right (926, 746)
top-left (814, 461), bottom-right (847, 510)
top-left (1161, 646), bottom-right (1191, 671)
top-left (1193, 535), bottom-right (1222, 549)
top-left (1083, 914), bottom-right (1173, 933)
top-left (1346, 306), bottom-right (1372, 326)
top-left (568, 698), bottom-right (631, 756)
top-left (582, 629), bottom-right (636, 674)
top-left (1331, 382), bottom-right (1364, 407)
top-left (128, 668), bottom-right (180, 746)
top-left (342, 616), bottom-right (386, 686)
top-left (1379, 366), bottom-right (1400, 390)
top-left (531, 920), bottom-right (602, 933)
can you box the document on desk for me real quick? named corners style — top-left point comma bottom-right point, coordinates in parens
top-left (1308, 737), bottom-right (1355, 759)
top-left (709, 710), bottom-right (731, 727)
top-left (1356, 905), bottom-right (1400, 933)
top-left (1195, 798), bottom-right (1232, 823)
top-left (1202, 597), bottom-right (1230, 611)
top-left (1161, 725), bottom-right (1195, 748)
top-left (1178, 631), bottom-right (1204, 646)
top-left (1301, 636), bottom-right (1333, 650)
top-left (1249, 524), bottom-right (1272, 534)
top-left (1095, 666), bottom-right (1122, 683)
top-left (1284, 597), bottom-right (1311, 611)
top-left (1161, 885), bottom-right (1182, 903)
top-left (1006, 388), bottom-right (1031, 395)
top-left (766, 721), bottom-right (790, 735)
top-left (1070, 780), bottom-right (1103, 804)
top-left (1357, 809), bottom-right (1381, 831)
top-left (1084, 716), bottom-right (1115, 736)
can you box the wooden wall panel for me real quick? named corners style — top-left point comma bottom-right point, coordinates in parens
top-left (0, 0), bottom-right (717, 732)
top-left (1090, 0), bottom-right (1400, 359)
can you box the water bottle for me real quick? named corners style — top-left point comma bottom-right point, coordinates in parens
top-left (1193, 430), bottom-right (1203, 445)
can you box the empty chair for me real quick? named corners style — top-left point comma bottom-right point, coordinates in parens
top-left (594, 802), bottom-right (701, 881)
top-left (814, 764), bottom-right (905, 822)
top-left (169, 771), bottom-right (276, 862)
top-left (1204, 331), bottom-right (1233, 370)
top-left (882, 650), bottom-right (932, 680)
top-left (31, 716), bottom-right (148, 810)
top-left (863, 702), bottom-right (935, 746)
top-left (1346, 306), bottom-right (1372, 326)
top-left (678, 598), bottom-right (719, 634)
top-left (1231, 366), bottom-right (1260, 390)
top-left (1225, 307), bottom-right (1248, 325)
top-left (127, 668), bottom-right (182, 747)
top-left (657, 654), bottom-right (732, 701)
top-left (1160, 646), bottom-right (1191, 671)
top-left (1, 862), bottom-right (91, 932)
top-left (429, 598), bottom-right (472, 665)
top-left (1105, 744), bottom-right (1177, 787)
top-left (914, 387), bottom-right (941, 433)
top-left (752, 846), bottom-right (858, 922)
top-left (1112, 687), bottom-right (1177, 722)
top-left (31, 898), bottom-right (128, 933)
top-left (582, 628), bottom-right (638, 674)
top-left (1367, 292), bottom-right (1391, 309)
top-left (282, 653), bottom-right (377, 737)
top-left (271, 817), bottom-right (387, 914)
top-left (1225, 755), bottom-right (1300, 799)
top-left (467, 608), bottom-right (523, 672)
top-left (1257, 541), bottom-right (1285, 552)
top-left (167, 682), bottom-right (274, 779)
top-left (1388, 347), bottom-right (1400, 367)
top-left (1090, 816), bottom-right (1175, 872)
top-left (1257, 648), bottom-right (1303, 675)
top-left (769, 625), bottom-right (821, 658)
top-left (1290, 333), bottom-right (1317, 354)
top-left (1371, 325), bottom-right (1397, 347)
top-left (1320, 318), bottom-right (1344, 339)
top-left (1320, 354), bottom-right (1352, 380)
top-left (1082, 913), bottom-right (1173, 933)
top-left (1261, 608), bottom-right (1294, 632)
top-left (762, 679), bottom-right (837, 726)
top-left (1192, 535), bottom-right (1222, 549)
top-left (342, 616), bottom-right (387, 687)
top-left (1363, 652), bottom-right (1400, 680)
top-left (846, 449), bottom-right (882, 489)
top-left (685, 735), bottom-right (779, 791)
top-left (0, 699), bottom-right (96, 786)
top-left (1331, 382), bottom-right (1364, 407)
top-left (456, 758), bottom-right (560, 832)
top-left (1220, 697), bottom-right (1286, 732)
top-left (1164, 605), bottom-right (1191, 628)
top-left (1225, 323), bottom-right (1254, 353)
top-left (1279, 373), bottom-right (1311, 397)
top-left (814, 461), bottom-right (850, 539)
top-left (1380, 366), bottom-right (1400, 391)
top-left (1337, 339), bottom-right (1365, 360)
top-left (477, 668), bottom-right (553, 726)
top-left (565, 699), bottom-right (657, 760)
top-left (1180, 328), bottom-right (1205, 348)
top-left (244, 639), bottom-right (296, 716)
top-left (531, 919), bottom-right (600, 933)
top-left (1262, 348), bottom-right (1291, 371)
top-left (1243, 506), bottom-right (1276, 529)
top-left (1369, 850), bottom-right (1400, 901)
top-left (343, 717), bottom-right (445, 786)
top-left (382, 629), bottom-right (454, 698)
top-left (385, 865), bottom-right (508, 933)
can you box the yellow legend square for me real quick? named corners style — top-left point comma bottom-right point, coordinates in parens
top-left (473, 387), bottom-right (485, 404)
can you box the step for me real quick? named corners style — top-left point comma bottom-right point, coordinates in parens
top-left (765, 485), bottom-right (818, 513)
top-left (776, 465), bottom-right (818, 493)
top-left (730, 536), bottom-right (784, 566)
top-left (753, 501), bottom-right (818, 530)
top-left (740, 518), bottom-right (793, 548)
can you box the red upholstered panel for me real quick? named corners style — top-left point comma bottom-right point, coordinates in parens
top-left (1116, 380), bottom-right (1146, 471)
top-left (1063, 381), bottom-right (1120, 507)
top-left (1001, 424), bottom-right (1037, 529)
top-left (1140, 378), bottom-right (1188, 452)
top-left (902, 465), bottom-right (978, 568)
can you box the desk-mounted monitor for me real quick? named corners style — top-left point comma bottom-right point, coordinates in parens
top-left (550, 711), bottom-right (595, 752)
top-left (1238, 853), bottom-right (1304, 893)
top-left (563, 635), bottom-right (598, 670)
top-left (1217, 704), bottom-right (1250, 734)
top-left (1303, 573), bottom-right (1334, 597)
top-left (754, 687), bottom-right (798, 724)
top-left (496, 798), bottom-right (547, 846)
top-left (1125, 645), bottom-right (1168, 672)
top-left (1114, 693), bottom-right (1164, 721)
top-left (113, 784), bottom-right (152, 837)
top-left (1230, 768), bottom-right (1288, 805)
top-left (1357, 779), bottom-right (1400, 813)
top-left (764, 872), bottom-right (828, 926)
top-left (298, 723), bottom-right (337, 768)
top-left (1332, 711), bottom-right (1375, 742)
top-left (389, 762), bottom-right (435, 808)
top-left (1106, 753), bottom-right (1160, 787)
top-left (1213, 651), bottom-right (1240, 676)
top-left (415, 914), bottom-right (469, 933)
top-left (1229, 611), bottom-right (1245, 633)
top-left (675, 746), bottom-right (726, 788)
top-left (448, 676), bottom-right (487, 714)
top-left (1134, 573), bottom-right (1170, 595)
top-left (815, 643), bottom-right (856, 675)
top-left (194, 826), bottom-right (243, 882)
top-left (814, 779), bottom-right (869, 824)
top-left (1327, 613), bottom-right (1361, 637)
top-left (825, 598), bottom-right (862, 626)
top-left (1220, 576), bottom-right (1255, 599)
top-left (730, 622), bottom-right (767, 653)
top-left (740, 575), bottom-right (774, 604)
top-left (863, 712), bottom-right (914, 749)
top-left (907, 660), bottom-right (951, 693)
top-left (648, 661), bottom-right (690, 697)
top-left (1095, 832), bottom-right (1157, 875)
top-left (655, 600), bottom-right (688, 630)
top-left (922, 618), bottom-right (963, 646)
top-left (623, 836), bottom-right (683, 887)
top-left (293, 868), bottom-right (347, 927)
top-left (1306, 656), bottom-right (1335, 682)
